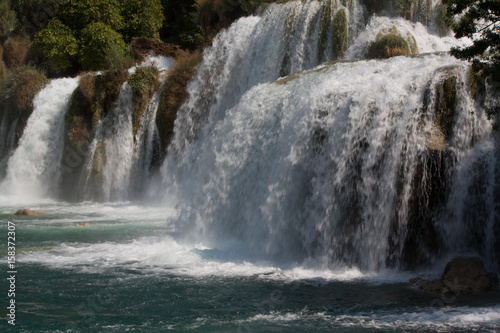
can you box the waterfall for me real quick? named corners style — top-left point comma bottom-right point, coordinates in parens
top-left (159, 1), bottom-right (497, 271)
top-left (80, 56), bottom-right (173, 201)
top-left (0, 78), bottom-right (79, 200)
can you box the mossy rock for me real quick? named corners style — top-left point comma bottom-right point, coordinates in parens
top-left (368, 33), bottom-right (410, 59)
top-left (156, 51), bottom-right (202, 157)
top-left (128, 66), bottom-right (160, 138)
top-left (332, 7), bottom-right (349, 59)
top-left (0, 66), bottom-right (49, 144)
top-left (65, 74), bottom-right (100, 152)
top-left (318, 0), bottom-right (333, 63)
top-left (434, 75), bottom-right (457, 140)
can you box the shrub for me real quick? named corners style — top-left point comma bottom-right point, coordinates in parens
top-left (368, 33), bottom-right (410, 59)
top-left (78, 22), bottom-right (127, 70)
top-left (31, 19), bottom-right (78, 73)
top-left (3, 65), bottom-right (48, 112)
top-left (4, 34), bottom-right (31, 67)
top-left (156, 50), bottom-right (202, 154)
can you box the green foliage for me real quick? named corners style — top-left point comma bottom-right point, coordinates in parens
top-left (60, 0), bottom-right (124, 32)
top-left (443, 0), bottom-right (500, 80)
top-left (32, 19), bottom-right (78, 73)
top-left (368, 33), bottom-right (410, 59)
top-left (78, 22), bottom-right (127, 71)
top-left (1, 65), bottom-right (48, 115)
top-left (0, 0), bottom-right (18, 39)
top-left (197, 0), bottom-right (254, 40)
top-left (128, 66), bottom-right (159, 96)
top-left (120, 0), bottom-right (164, 42)
top-left (161, 0), bottom-right (202, 49)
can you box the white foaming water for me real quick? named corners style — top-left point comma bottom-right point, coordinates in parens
top-left (344, 15), bottom-right (466, 59)
top-left (242, 306), bottom-right (500, 331)
top-left (0, 78), bottom-right (79, 200)
top-left (162, 53), bottom-right (493, 271)
top-left (164, 0), bottom-right (362, 158)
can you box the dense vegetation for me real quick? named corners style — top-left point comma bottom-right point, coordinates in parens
top-left (443, 0), bottom-right (499, 80)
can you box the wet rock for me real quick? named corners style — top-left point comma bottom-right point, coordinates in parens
top-left (130, 37), bottom-right (179, 62)
top-left (14, 209), bottom-right (44, 216)
top-left (411, 256), bottom-right (499, 294)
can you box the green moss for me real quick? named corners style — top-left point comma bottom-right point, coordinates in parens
top-left (332, 7), bottom-right (348, 59)
top-left (128, 66), bottom-right (160, 138)
top-left (318, 0), bottom-right (332, 62)
top-left (368, 33), bottom-right (410, 59)
top-left (406, 32), bottom-right (418, 54)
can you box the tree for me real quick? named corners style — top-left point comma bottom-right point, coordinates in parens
top-left (120, 0), bottom-right (164, 42)
top-left (31, 18), bottom-right (78, 73)
top-left (60, 0), bottom-right (125, 32)
top-left (443, 0), bottom-right (500, 79)
top-left (160, 0), bottom-right (202, 49)
top-left (0, 0), bottom-right (17, 40)
top-left (78, 22), bottom-right (127, 70)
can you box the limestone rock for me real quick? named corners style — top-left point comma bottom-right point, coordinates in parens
top-left (130, 37), bottom-right (179, 62)
top-left (14, 209), bottom-right (44, 216)
top-left (411, 256), bottom-right (499, 294)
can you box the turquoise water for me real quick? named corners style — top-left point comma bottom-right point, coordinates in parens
top-left (1, 201), bottom-right (499, 332)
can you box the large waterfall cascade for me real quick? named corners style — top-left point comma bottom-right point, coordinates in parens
top-left (0, 0), bottom-right (498, 272)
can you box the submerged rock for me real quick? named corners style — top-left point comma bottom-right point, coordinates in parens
top-left (14, 209), bottom-right (44, 216)
top-left (411, 256), bottom-right (499, 294)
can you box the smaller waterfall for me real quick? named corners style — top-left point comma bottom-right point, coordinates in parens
top-left (0, 78), bottom-right (80, 200)
top-left (80, 83), bottom-right (134, 202)
top-left (80, 56), bottom-right (173, 202)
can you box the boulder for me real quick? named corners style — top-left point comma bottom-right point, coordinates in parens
top-left (14, 209), bottom-right (44, 216)
top-left (411, 256), bottom-right (499, 294)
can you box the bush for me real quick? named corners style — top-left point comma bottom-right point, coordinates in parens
top-left (31, 19), bottom-right (78, 73)
top-left (156, 50), bottom-right (202, 154)
top-left (4, 34), bottom-right (31, 67)
top-left (78, 22), bottom-right (127, 70)
top-left (3, 65), bottom-right (48, 112)
top-left (368, 33), bottom-right (410, 59)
